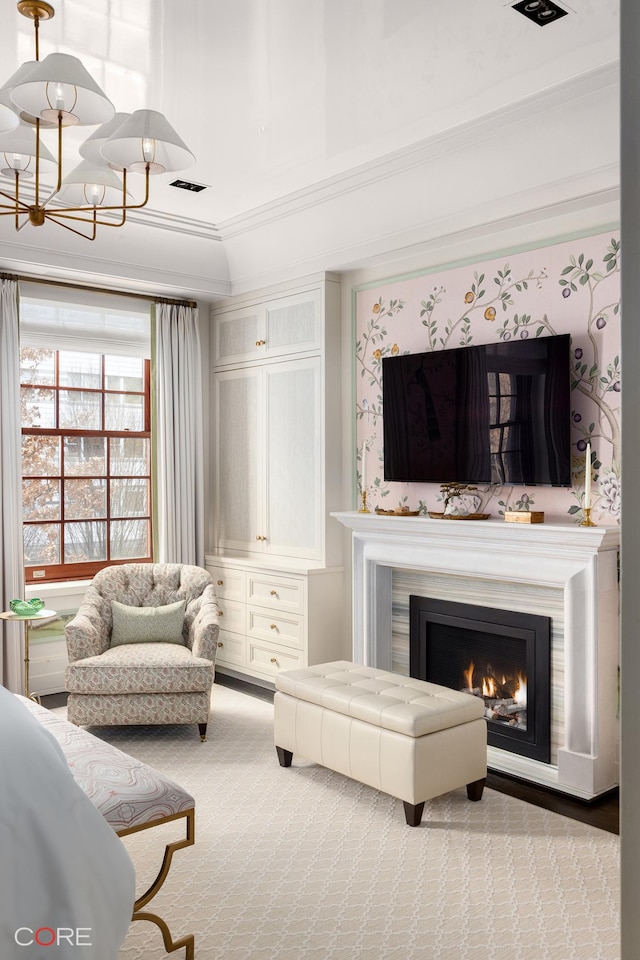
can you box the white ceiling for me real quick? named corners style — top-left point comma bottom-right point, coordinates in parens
top-left (0, 0), bottom-right (620, 300)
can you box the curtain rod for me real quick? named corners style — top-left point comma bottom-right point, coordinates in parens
top-left (1, 271), bottom-right (197, 309)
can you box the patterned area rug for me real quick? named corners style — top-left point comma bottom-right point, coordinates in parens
top-left (62, 684), bottom-right (620, 960)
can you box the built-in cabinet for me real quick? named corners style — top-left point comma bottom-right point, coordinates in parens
top-left (209, 273), bottom-right (345, 683)
top-left (205, 557), bottom-right (344, 685)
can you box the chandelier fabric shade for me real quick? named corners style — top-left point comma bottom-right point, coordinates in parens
top-left (78, 112), bottom-right (132, 166)
top-left (57, 158), bottom-right (130, 207)
top-left (0, 102), bottom-right (19, 135)
top-left (0, 0), bottom-right (196, 240)
top-left (0, 120), bottom-right (55, 177)
top-left (100, 110), bottom-right (196, 175)
top-left (9, 53), bottom-right (115, 127)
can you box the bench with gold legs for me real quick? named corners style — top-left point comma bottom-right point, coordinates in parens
top-left (18, 696), bottom-right (195, 957)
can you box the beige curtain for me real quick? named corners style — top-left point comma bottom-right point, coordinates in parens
top-left (152, 302), bottom-right (205, 566)
top-left (0, 279), bottom-right (24, 691)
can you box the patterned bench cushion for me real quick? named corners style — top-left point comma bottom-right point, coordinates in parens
top-left (17, 696), bottom-right (194, 832)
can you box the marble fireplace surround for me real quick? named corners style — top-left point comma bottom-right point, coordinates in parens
top-left (333, 512), bottom-right (620, 801)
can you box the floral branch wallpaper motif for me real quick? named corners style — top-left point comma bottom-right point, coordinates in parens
top-left (355, 231), bottom-right (621, 523)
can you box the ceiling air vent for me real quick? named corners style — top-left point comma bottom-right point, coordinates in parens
top-left (512, 0), bottom-right (569, 25)
top-left (169, 179), bottom-right (207, 193)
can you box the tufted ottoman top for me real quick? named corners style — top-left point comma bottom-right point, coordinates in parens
top-left (276, 660), bottom-right (485, 738)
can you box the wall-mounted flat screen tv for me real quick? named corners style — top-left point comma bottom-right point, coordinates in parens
top-left (382, 334), bottom-right (571, 486)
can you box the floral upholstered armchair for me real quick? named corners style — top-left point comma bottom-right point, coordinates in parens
top-left (65, 563), bottom-right (220, 740)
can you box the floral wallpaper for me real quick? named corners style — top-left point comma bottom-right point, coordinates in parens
top-left (355, 231), bottom-right (620, 523)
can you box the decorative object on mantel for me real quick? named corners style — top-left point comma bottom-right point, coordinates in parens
top-left (375, 507), bottom-right (420, 516)
top-left (440, 482), bottom-right (483, 517)
top-left (428, 512), bottom-right (491, 521)
top-left (504, 511), bottom-right (545, 524)
top-left (358, 436), bottom-right (375, 513)
top-left (579, 439), bottom-right (596, 527)
top-left (0, 1), bottom-right (195, 240)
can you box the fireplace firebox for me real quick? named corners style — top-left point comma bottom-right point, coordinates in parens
top-left (410, 596), bottom-right (551, 763)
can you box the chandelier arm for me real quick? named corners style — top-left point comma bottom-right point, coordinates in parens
top-left (85, 165), bottom-right (151, 213)
top-left (35, 118), bottom-right (40, 207)
top-left (0, 194), bottom-right (29, 211)
top-left (46, 209), bottom-right (126, 228)
top-left (54, 113), bottom-right (63, 193)
top-left (44, 208), bottom-right (97, 240)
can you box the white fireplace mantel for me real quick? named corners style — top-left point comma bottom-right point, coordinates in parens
top-left (332, 512), bottom-right (620, 800)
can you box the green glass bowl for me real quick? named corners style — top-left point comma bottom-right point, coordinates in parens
top-left (9, 598), bottom-right (45, 616)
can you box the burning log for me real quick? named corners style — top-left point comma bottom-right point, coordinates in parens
top-left (482, 665), bottom-right (513, 701)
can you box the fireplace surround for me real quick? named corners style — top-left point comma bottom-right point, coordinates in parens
top-left (332, 512), bottom-right (620, 800)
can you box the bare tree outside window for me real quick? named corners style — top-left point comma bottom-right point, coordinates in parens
top-left (21, 347), bottom-right (152, 583)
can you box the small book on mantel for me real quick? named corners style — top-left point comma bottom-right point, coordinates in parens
top-left (504, 510), bottom-right (545, 524)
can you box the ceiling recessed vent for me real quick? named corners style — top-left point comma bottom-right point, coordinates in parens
top-left (512, 0), bottom-right (569, 26)
top-left (170, 179), bottom-right (207, 193)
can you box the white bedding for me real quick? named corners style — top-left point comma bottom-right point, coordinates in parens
top-left (0, 686), bottom-right (135, 959)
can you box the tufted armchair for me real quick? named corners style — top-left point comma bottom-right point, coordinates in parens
top-left (65, 563), bottom-right (220, 740)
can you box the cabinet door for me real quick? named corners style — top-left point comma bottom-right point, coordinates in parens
top-left (263, 290), bottom-right (321, 358)
top-left (264, 357), bottom-right (322, 560)
top-left (213, 304), bottom-right (267, 366)
top-left (214, 368), bottom-right (264, 552)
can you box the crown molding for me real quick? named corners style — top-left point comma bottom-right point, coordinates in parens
top-left (218, 60), bottom-right (619, 241)
top-left (226, 175), bottom-right (619, 296)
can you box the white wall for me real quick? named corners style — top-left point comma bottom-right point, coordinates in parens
top-left (620, 1), bottom-right (639, 954)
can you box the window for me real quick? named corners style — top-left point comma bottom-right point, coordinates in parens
top-left (488, 371), bottom-right (522, 483)
top-left (19, 290), bottom-right (152, 583)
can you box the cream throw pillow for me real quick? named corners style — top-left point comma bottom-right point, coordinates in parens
top-left (110, 599), bottom-right (186, 646)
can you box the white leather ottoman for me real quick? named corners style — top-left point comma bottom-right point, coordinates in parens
top-left (274, 660), bottom-right (487, 826)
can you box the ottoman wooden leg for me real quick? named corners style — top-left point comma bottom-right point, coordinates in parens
top-left (466, 778), bottom-right (486, 802)
top-left (403, 800), bottom-right (425, 826)
top-left (276, 746), bottom-right (293, 767)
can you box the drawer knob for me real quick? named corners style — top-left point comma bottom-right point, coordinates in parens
top-left (255, 339), bottom-right (266, 346)
top-left (270, 657), bottom-right (278, 664)
top-left (217, 641), bottom-right (224, 648)
top-left (217, 580), bottom-right (223, 586)
top-left (270, 623), bottom-right (278, 630)
top-left (217, 610), bottom-right (224, 617)
top-left (270, 590), bottom-right (278, 597)
top-left (255, 534), bottom-right (267, 541)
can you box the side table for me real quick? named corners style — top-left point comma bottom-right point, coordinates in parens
top-left (0, 608), bottom-right (57, 702)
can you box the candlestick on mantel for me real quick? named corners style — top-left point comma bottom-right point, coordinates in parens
top-left (580, 439), bottom-right (596, 527)
top-left (584, 440), bottom-right (591, 509)
top-left (359, 439), bottom-right (370, 512)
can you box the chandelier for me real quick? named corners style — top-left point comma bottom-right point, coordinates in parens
top-left (0, 1), bottom-right (194, 240)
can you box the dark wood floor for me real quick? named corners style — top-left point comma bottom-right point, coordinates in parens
top-left (43, 675), bottom-right (620, 836)
top-left (214, 672), bottom-right (620, 836)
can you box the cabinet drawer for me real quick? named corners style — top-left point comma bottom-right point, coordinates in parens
top-left (248, 608), bottom-right (303, 649)
top-left (209, 567), bottom-right (246, 602)
top-left (247, 574), bottom-right (304, 613)
top-left (248, 641), bottom-right (303, 678)
top-left (215, 631), bottom-right (246, 668)
top-left (216, 598), bottom-right (245, 635)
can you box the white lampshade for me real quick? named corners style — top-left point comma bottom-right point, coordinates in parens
top-left (0, 103), bottom-right (19, 135)
top-left (56, 158), bottom-right (130, 207)
top-left (100, 109), bottom-right (194, 174)
top-left (79, 112), bottom-right (131, 166)
top-left (0, 61), bottom-right (38, 127)
top-left (9, 53), bottom-right (114, 127)
top-left (0, 120), bottom-right (55, 178)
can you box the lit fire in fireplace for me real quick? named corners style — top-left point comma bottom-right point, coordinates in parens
top-left (461, 661), bottom-right (527, 730)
